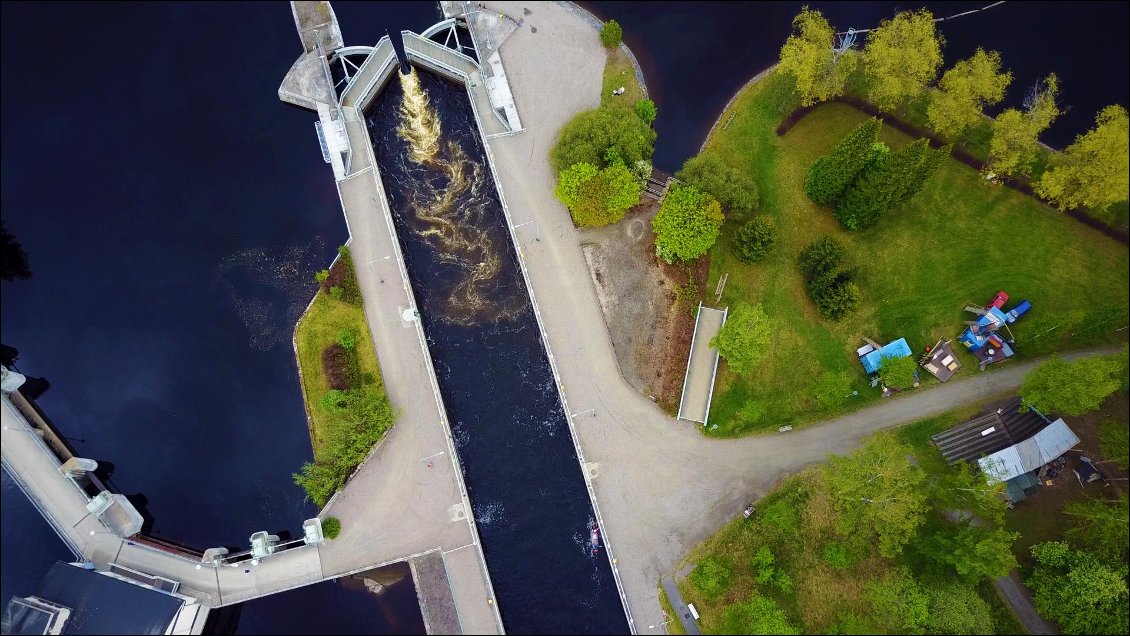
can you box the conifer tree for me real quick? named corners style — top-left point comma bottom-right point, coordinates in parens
top-left (835, 139), bottom-right (947, 229)
top-left (804, 118), bottom-right (882, 205)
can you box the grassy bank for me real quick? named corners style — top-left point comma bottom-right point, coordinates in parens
top-left (701, 72), bottom-right (1129, 437)
top-left (601, 47), bottom-right (643, 108)
top-left (293, 248), bottom-right (393, 505)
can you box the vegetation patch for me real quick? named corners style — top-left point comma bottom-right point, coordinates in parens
top-left (293, 246), bottom-right (393, 506)
top-left (321, 516), bottom-right (341, 540)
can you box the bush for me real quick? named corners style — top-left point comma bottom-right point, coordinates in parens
top-left (808, 269), bottom-right (862, 320)
top-left (924, 582), bottom-right (993, 635)
top-left (322, 516), bottom-right (341, 540)
top-left (321, 343), bottom-right (355, 390)
top-left (550, 107), bottom-right (656, 174)
top-left (599, 19), bottom-right (622, 48)
top-left (878, 355), bottom-right (917, 389)
top-left (688, 556), bottom-right (734, 599)
top-left (652, 184), bottom-right (724, 263)
top-left (675, 153), bottom-right (759, 218)
top-left (1098, 417), bottom-right (1129, 470)
top-left (321, 246), bottom-right (363, 306)
top-left (1020, 353), bottom-right (1124, 416)
top-left (554, 162), bottom-right (600, 209)
top-left (320, 389), bottom-right (349, 413)
top-left (709, 302), bottom-right (774, 375)
top-left (822, 541), bottom-right (855, 569)
top-left (797, 236), bottom-right (846, 278)
top-left (336, 329), bottom-right (356, 350)
top-left (732, 216), bottom-right (778, 263)
top-left (315, 269), bottom-right (329, 283)
top-left (568, 162), bottom-right (641, 227)
top-left (634, 98), bottom-right (657, 124)
top-left (720, 592), bottom-right (801, 635)
top-left (814, 371), bottom-right (853, 407)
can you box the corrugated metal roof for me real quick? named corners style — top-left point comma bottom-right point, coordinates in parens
top-left (930, 398), bottom-right (1047, 464)
top-left (978, 419), bottom-right (1079, 483)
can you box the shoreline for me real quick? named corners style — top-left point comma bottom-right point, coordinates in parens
top-left (699, 63), bottom-right (777, 154)
top-left (563, 1), bottom-right (649, 99)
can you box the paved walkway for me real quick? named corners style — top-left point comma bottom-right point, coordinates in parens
top-left (676, 306), bottom-right (725, 424)
top-left (481, 2), bottom-right (1121, 631)
top-left (661, 577), bottom-right (701, 635)
top-left (996, 570), bottom-right (1061, 635)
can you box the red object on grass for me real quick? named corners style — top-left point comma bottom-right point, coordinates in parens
top-left (988, 291), bottom-right (1009, 309)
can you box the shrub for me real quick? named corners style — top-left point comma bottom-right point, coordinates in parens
top-left (797, 236), bottom-right (846, 278)
top-left (732, 216), bottom-right (778, 263)
top-left (550, 107), bottom-right (656, 174)
top-left (634, 98), bottom-right (657, 124)
top-left (808, 268), bottom-right (862, 320)
top-left (1020, 353), bottom-right (1124, 416)
top-left (320, 389), bottom-right (349, 413)
top-left (315, 269), bottom-right (330, 283)
top-left (652, 184), bottom-right (724, 263)
top-left (758, 498), bottom-right (800, 536)
top-left (689, 556), bottom-right (734, 599)
top-left (675, 153), bottom-right (759, 218)
top-left (822, 541), bottom-right (854, 569)
top-left (322, 516), bottom-right (341, 539)
top-left (321, 246), bottom-right (363, 306)
top-left (599, 19), bottom-right (622, 48)
top-left (720, 592), bottom-right (800, 635)
top-left (924, 582), bottom-right (993, 635)
top-left (814, 371), bottom-right (853, 407)
top-left (1098, 417), bottom-right (1129, 470)
top-left (554, 162), bottom-right (600, 209)
top-left (321, 343), bottom-right (354, 390)
top-left (336, 329), bottom-right (356, 350)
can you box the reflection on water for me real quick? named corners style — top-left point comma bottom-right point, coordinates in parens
top-left (392, 69), bottom-right (521, 327)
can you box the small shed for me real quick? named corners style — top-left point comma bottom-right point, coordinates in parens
top-left (920, 339), bottom-right (961, 382)
top-left (979, 419), bottom-right (1080, 497)
top-left (859, 338), bottom-right (912, 375)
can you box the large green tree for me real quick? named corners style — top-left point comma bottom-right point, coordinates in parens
top-left (776, 7), bottom-right (856, 107)
top-left (1064, 494), bottom-right (1129, 562)
top-left (652, 183), bottom-right (724, 263)
top-left (797, 235), bottom-right (846, 278)
top-left (1028, 541), bottom-right (1129, 635)
top-left (1036, 105), bottom-right (1130, 211)
top-left (866, 568), bottom-right (929, 633)
top-left (720, 592), bottom-right (801, 635)
top-left (550, 106), bottom-right (656, 174)
top-left (1020, 353), bottom-right (1123, 416)
top-left (926, 48), bottom-right (1011, 139)
top-left (987, 74), bottom-right (1061, 177)
top-left (710, 302), bottom-right (774, 376)
top-left (732, 215), bottom-right (778, 263)
top-left (920, 520), bottom-right (1019, 582)
top-left (554, 162), bottom-right (640, 227)
top-left (835, 138), bottom-right (948, 229)
top-left (823, 433), bottom-right (928, 557)
top-left (924, 582), bottom-right (994, 635)
top-left (804, 117), bottom-right (883, 205)
top-left (861, 10), bottom-right (945, 111)
top-left (676, 153), bottom-right (759, 218)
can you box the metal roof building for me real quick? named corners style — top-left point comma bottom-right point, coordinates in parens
top-left (930, 397), bottom-right (1048, 465)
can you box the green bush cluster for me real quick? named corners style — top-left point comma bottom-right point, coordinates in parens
top-left (731, 215), bottom-right (778, 263)
top-left (877, 355), bottom-right (917, 389)
top-left (676, 153), bottom-right (759, 219)
top-left (550, 107), bottom-right (656, 175)
top-left (709, 302), bottom-right (774, 375)
top-left (652, 183), bottom-right (724, 263)
top-left (797, 236), bottom-right (861, 320)
top-left (554, 161), bottom-right (641, 227)
top-left (688, 556), bottom-right (734, 600)
top-left (294, 385), bottom-right (394, 506)
top-left (320, 245), bottom-right (363, 306)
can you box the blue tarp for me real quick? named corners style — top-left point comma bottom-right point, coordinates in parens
top-left (860, 337), bottom-right (912, 374)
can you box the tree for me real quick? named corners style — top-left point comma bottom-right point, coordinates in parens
top-left (1020, 354), bottom-right (1123, 416)
top-left (554, 162), bottom-right (600, 208)
top-left (835, 138), bottom-right (948, 230)
top-left (1098, 417), bottom-right (1129, 471)
top-left (1064, 494), bottom-right (1129, 562)
top-left (634, 98), bottom-right (657, 124)
top-left (813, 371), bottom-right (853, 407)
top-left (862, 10), bottom-right (944, 112)
top-left (920, 520), bottom-right (1019, 581)
top-left (804, 118), bottom-right (882, 205)
top-left (865, 568), bottom-right (929, 633)
top-left (676, 153), bottom-right (759, 218)
top-left (1, 219), bottom-right (32, 281)
top-left (550, 107), bottom-right (656, 174)
top-left (877, 355), bottom-right (917, 389)
top-left (652, 184), bottom-right (724, 263)
top-left (987, 74), bottom-right (1061, 177)
top-left (710, 302), bottom-right (774, 375)
top-left (823, 433), bottom-right (928, 557)
top-left (555, 162), bottom-right (640, 227)
top-left (924, 581), bottom-right (994, 635)
top-left (932, 461), bottom-right (1009, 526)
top-left (808, 270), bottom-right (862, 320)
top-left (599, 19), bottom-right (622, 48)
top-left (926, 48), bottom-right (1011, 139)
top-left (1028, 541), bottom-right (1129, 635)
top-left (732, 216), bottom-right (778, 262)
top-left (1036, 105), bottom-right (1130, 211)
top-left (776, 7), bottom-right (857, 106)
top-left (797, 236), bottom-right (846, 278)
top-left (720, 592), bottom-right (801, 635)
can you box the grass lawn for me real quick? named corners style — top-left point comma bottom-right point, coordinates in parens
top-left (601, 47), bottom-right (643, 109)
top-left (294, 290), bottom-right (384, 456)
top-left (701, 72), bottom-right (1129, 437)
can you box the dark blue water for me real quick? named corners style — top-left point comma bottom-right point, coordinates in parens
top-left (585, 0), bottom-right (1130, 171)
top-left (367, 69), bottom-right (627, 633)
top-left (0, 2), bottom-right (439, 633)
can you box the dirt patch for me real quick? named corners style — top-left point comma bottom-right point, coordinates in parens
top-left (580, 201), bottom-right (709, 412)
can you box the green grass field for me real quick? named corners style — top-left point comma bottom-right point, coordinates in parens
top-left (294, 291), bottom-right (385, 456)
top-left (701, 73), bottom-right (1129, 437)
top-left (601, 47), bottom-right (644, 109)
